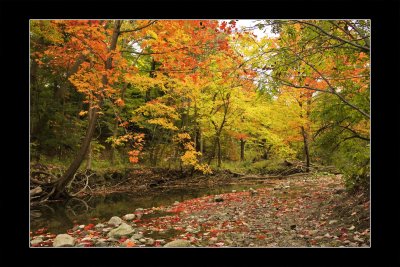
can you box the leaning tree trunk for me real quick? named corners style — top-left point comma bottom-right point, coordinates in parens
top-left (52, 20), bottom-right (122, 199)
top-left (54, 110), bottom-right (99, 198)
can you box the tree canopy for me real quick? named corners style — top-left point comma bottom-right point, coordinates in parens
top-left (30, 19), bottom-right (370, 195)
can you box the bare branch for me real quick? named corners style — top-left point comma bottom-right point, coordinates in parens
top-left (119, 20), bottom-right (158, 34)
top-left (295, 20), bottom-right (370, 52)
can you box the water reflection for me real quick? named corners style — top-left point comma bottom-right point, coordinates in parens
top-left (30, 184), bottom-right (267, 234)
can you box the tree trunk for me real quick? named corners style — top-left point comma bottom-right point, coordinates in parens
top-left (110, 121), bottom-right (118, 164)
top-left (301, 126), bottom-right (310, 172)
top-left (217, 137), bottom-right (222, 168)
top-left (207, 137), bottom-right (218, 165)
top-left (146, 59), bottom-right (156, 101)
top-left (200, 134), bottom-right (203, 155)
top-left (195, 126), bottom-right (201, 152)
top-left (85, 101), bottom-right (94, 170)
top-left (54, 109), bottom-right (99, 197)
top-left (240, 138), bottom-right (245, 161)
top-left (53, 20), bottom-right (122, 199)
top-left (86, 142), bottom-right (92, 170)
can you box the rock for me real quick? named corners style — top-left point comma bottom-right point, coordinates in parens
top-left (146, 238), bottom-right (155, 245)
top-left (31, 237), bottom-right (43, 246)
top-left (231, 190), bottom-right (237, 193)
top-left (164, 239), bottom-right (191, 247)
top-left (95, 223), bottom-right (105, 229)
top-left (53, 234), bottom-right (75, 247)
top-left (131, 233), bottom-right (144, 240)
top-left (135, 208), bottom-right (144, 212)
top-left (329, 220), bottom-right (338, 225)
top-left (108, 216), bottom-right (123, 226)
top-left (353, 236), bottom-right (364, 242)
top-left (102, 227), bottom-right (112, 233)
top-left (214, 195), bottom-right (224, 202)
top-left (78, 225), bottom-right (85, 229)
top-left (348, 225), bottom-right (355, 230)
top-left (139, 238), bottom-right (146, 243)
top-left (174, 201), bottom-right (180, 205)
top-left (122, 214), bottom-right (136, 220)
top-left (81, 237), bottom-right (92, 241)
top-left (107, 223), bottom-right (135, 238)
top-left (324, 233), bottom-right (331, 238)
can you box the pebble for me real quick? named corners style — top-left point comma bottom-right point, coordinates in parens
top-left (308, 230), bottom-right (318, 235)
top-left (31, 237), bottom-right (43, 245)
top-left (329, 220), bottom-right (338, 225)
top-left (108, 216), bottom-right (122, 226)
top-left (146, 238), bottom-right (155, 245)
top-left (95, 223), bottom-right (105, 229)
top-left (122, 214), bottom-right (136, 220)
top-left (131, 233), bottom-right (144, 240)
top-left (353, 236), bottom-right (364, 242)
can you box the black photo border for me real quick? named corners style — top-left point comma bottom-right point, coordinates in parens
top-left (2, 0), bottom-right (400, 266)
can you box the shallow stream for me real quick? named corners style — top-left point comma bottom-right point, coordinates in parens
top-left (30, 183), bottom-right (269, 234)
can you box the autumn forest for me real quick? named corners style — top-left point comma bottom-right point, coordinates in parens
top-left (30, 20), bottom-right (370, 248)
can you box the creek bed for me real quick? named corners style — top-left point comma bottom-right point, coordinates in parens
top-left (30, 183), bottom-right (270, 234)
